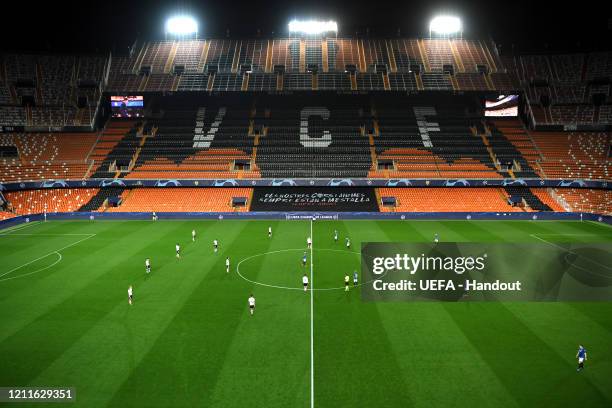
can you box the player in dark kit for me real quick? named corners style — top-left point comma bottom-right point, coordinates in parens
top-left (576, 345), bottom-right (587, 371)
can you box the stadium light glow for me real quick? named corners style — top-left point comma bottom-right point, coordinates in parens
top-left (288, 20), bottom-right (338, 35)
top-left (429, 16), bottom-right (462, 35)
top-left (165, 16), bottom-right (198, 36)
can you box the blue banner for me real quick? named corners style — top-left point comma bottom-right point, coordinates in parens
top-left (0, 178), bottom-right (609, 191)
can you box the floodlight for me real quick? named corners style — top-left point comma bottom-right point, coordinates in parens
top-left (429, 16), bottom-right (462, 35)
top-left (165, 16), bottom-right (198, 35)
top-left (288, 20), bottom-right (338, 35)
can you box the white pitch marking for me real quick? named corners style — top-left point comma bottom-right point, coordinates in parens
top-left (0, 234), bottom-right (96, 280)
top-left (0, 221), bottom-right (41, 234)
top-left (310, 219), bottom-right (314, 408)
top-left (0, 252), bottom-right (62, 283)
top-left (0, 233), bottom-right (96, 237)
top-left (235, 248), bottom-right (375, 291)
top-left (530, 233), bottom-right (612, 273)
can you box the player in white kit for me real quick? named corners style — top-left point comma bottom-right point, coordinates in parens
top-left (192, 229), bottom-right (196, 242)
top-left (145, 258), bottom-right (151, 274)
top-left (175, 243), bottom-right (181, 259)
top-left (226, 257), bottom-right (230, 273)
top-left (268, 226), bottom-right (272, 238)
top-left (307, 236), bottom-right (312, 249)
top-left (213, 239), bottom-right (219, 253)
top-left (303, 274), bottom-right (309, 291)
top-left (248, 294), bottom-right (256, 315)
top-left (128, 285), bottom-right (133, 305)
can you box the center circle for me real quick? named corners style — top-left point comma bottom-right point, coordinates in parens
top-left (236, 248), bottom-right (364, 291)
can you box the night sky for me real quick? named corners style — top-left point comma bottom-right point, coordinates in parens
top-left (1, 0), bottom-right (610, 55)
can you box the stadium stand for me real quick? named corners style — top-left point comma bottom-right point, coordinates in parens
top-left (553, 188), bottom-right (612, 215)
top-left (512, 51), bottom-right (612, 126)
top-left (0, 211), bottom-right (16, 220)
top-left (105, 188), bottom-right (253, 212)
top-left (0, 211), bottom-right (17, 221)
top-left (531, 131), bottom-right (611, 179)
top-left (378, 188), bottom-right (524, 212)
top-left (1, 54), bottom-right (105, 128)
top-left (0, 107), bottom-right (26, 126)
top-left (257, 104), bottom-right (371, 177)
top-left (4, 189), bottom-right (99, 215)
top-left (126, 106), bottom-right (260, 179)
top-left (370, 103), bottom-right (503, 178)
top-left (0, 132), bottom-right (97, 182)
top-left (0, 37), bottom-right (609, 220)
top-left (101, 38), bottom-right (512, 94)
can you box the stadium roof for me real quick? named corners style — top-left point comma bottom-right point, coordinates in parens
top-left (1, 0), bottom-right (610, 54)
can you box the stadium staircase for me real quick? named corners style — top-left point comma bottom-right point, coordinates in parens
top-left (485, 122), bottom-right (539, 178)
top-left (79, 187), bottom-right (126, 212)
top-left (90, 122), bottom-right (141, 178)
top-left (89, 121), bottom-right (138, 178)
top-left (490, 119), bottom-right (544, 176)
top-left (504, 187), bottom-right (553, 211)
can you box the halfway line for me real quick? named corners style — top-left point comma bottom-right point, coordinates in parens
top-left (310, 219), bottom-right (314, 408)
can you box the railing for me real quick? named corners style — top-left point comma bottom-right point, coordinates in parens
top-left (548, 188), bottom-right (571, 211)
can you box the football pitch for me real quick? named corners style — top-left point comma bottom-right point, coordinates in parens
top-left (1, 219), bottom-right (611, 407)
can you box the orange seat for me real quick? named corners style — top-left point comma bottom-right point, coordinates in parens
top-left (5, 189), bottom-right (99, 215)
top-left (106, 188), bottom-right (253, 212)
top-left (378, 188), bottom-right (523, 212)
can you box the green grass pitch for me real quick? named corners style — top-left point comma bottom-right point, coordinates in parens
top-left (0, 219), bottom-right (611, 407)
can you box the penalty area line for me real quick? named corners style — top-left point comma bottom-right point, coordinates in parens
top-left (0, 233), bottom-right (97, 281)
top-left (0, 252), bottom-right (62, 283)
top-left (530, 233), bottom-right (612, 272)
